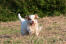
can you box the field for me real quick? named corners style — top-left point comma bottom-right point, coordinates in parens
top-left (0, 16), bottom-right (66, 44)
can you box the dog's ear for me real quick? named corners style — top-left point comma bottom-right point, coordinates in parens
top-left (25, 16), bottom-right (31, 20)
top-left (34, 14), bottom-right (39, 19)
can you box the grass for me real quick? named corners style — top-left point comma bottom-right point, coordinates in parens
top-left (0, 16), bottom-right (66, 44)
top-left (0, 27), bottom-right (20, 35)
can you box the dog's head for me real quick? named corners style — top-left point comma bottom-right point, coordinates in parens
top-left (25, 14), bottom-right (39, 25)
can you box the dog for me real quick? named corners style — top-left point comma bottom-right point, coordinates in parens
top-left (18, 13), bottom-right (42, 36)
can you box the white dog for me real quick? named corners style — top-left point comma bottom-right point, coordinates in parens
top-left (18, 13), bottom-right (42, 36)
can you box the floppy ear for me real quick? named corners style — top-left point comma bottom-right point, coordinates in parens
top-left (34, 14), bottom-right (39, 19)
top-left (25, 16), bottom-right (30, 20)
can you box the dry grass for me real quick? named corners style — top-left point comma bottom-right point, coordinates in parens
top-left (0, 16), bottom-right (66, 44)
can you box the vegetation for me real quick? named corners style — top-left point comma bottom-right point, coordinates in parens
top-left (0, 16), bottom-right (66, 44)
top-left (0, 0), bottom-right (66, 21)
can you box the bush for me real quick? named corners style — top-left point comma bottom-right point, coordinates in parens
top-left (0, 0), bottom-right (66, 21)
top-left (0, 8), bottom-right (17, 22)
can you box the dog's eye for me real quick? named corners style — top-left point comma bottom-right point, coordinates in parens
top-left (28, 18), bottom-right (31, 20)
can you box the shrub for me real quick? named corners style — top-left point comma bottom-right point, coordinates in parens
top-left (0, 0), bottom-right (66, 21)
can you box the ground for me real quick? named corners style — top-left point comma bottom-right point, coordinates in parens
top-left (0, 16), bottom-right (66, 44)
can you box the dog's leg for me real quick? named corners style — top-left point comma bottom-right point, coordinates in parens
top-left (36, 26), bottom-right (39, 36)
top-left (18, 13), bottom-right (25, 21)
top-left (35, 24), bottom-right (39, 36)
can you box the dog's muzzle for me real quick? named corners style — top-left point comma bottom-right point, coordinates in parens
top-left (30, 21), bottom-right (34, 25)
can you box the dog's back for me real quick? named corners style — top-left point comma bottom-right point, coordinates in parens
top-left (21, 21), bottom-right (29, 35)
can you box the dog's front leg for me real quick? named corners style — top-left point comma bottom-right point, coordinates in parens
top-left (27, 26), bottom-right (32, 35)
top-left (36, 24), bottom-right (39, 36)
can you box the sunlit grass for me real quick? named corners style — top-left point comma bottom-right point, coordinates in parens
top-left (0, 16), bottom-right (66, 44)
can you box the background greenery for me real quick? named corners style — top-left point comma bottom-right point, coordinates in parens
top-left (0, 0), bottom-right (66, 21)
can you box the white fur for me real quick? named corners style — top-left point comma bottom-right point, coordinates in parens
top-left (18, 13), bottom-right (41, 36)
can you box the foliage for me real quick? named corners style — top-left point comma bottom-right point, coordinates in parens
top-left (0, 0), bottom-right (66, 21)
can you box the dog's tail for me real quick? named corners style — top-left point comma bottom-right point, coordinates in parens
top-left (18, 13), bottom-right (25, 21)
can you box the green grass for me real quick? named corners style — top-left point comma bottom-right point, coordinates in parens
top-left (0, 16), bottom-right (66, 44)
top-left (0, 27), bottom-right (20, 35)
